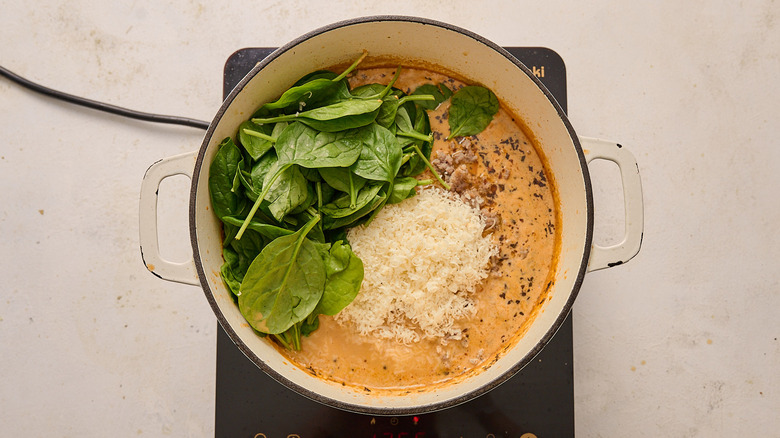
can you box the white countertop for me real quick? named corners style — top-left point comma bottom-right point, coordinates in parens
top-left (1, 1), bottom-right (778, 436)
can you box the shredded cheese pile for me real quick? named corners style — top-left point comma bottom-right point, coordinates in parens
top-left (338, 188), bottom-right (497, 344)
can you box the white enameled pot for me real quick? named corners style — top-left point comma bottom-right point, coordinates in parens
top-left (139, 16), bottom-right (643, 415)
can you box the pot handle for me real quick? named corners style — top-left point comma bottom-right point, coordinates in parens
top-left (579, 137), bottom-right (644, 272)
top-left (138, 151), bottom-right (200, 285)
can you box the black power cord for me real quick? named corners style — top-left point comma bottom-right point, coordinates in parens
top-left (0, 64), bottom-right (210, 131)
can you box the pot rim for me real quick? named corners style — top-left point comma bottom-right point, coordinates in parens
top-left (189, 15), bottom-right (594, 415)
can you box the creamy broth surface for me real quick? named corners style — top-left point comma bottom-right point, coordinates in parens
top-left (276, 66), bottom-right (559, 392)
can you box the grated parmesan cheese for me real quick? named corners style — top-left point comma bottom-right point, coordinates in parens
top-left (337, 187), bottom-right (498, 344)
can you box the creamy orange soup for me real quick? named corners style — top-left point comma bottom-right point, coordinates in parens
top-left (275, 65), bottom-right (560, 393)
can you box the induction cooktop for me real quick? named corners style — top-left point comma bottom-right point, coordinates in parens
top-left (215, 47), bottom-right (573, 438)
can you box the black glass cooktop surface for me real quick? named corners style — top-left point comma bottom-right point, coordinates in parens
top-left (215, 47), bottom-right (573, 438)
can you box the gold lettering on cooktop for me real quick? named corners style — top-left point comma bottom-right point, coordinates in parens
top-left (531, 66), bottom-right (546, 78)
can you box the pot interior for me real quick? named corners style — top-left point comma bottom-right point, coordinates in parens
top-left (191, 17), bottom-right (591, 414)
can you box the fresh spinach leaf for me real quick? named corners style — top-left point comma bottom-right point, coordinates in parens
top-left (399, 108), bottom-right (433, 177)
top-left (238, 120), bottom-right (275, 160)
top-left (222, 216), bottom-right (294, 240)
top-left (320, 182), bottom-right (384, 219)
top-left (266, 78), bottom-right (337, 110)
top-left (222, 221), bottom-right (240, 247)
top-left (387, 176), bottom-right (422, 204)
top-left (395, 106), bottom-right (432, 148)
top-left (253, 99), bottom-right (383, 133)
top-left (299, 167), bottom-right (322, 182)
top-left (413, 104), bottom-right (432, 136)
top-left (378, 93), bottom-right (435, 131)
top-left (235, 159), bottom-right (292, 240)
top-left (350, 66), bottom-right (401, 101)
top-left (221, 226), bottom-right (268, 295)
top-left (231, 155), bottom-right (246, 194)
top-left (242, 150), bottom-right (278, 200)
top-left (220, 246), bottom-right (242, 296)
top-left (238, 215), bottom-right (326, 334)
top-left (292, 209), bottom-right (327, 243)
top-left (447, 85), bottom-right (499, 139)
top-left (323, 190), bottom-right (386, 230)
top-left (392, 106), bottom-right (448, 188)
top-left (230, 229), bottom-right (267, 277)
top-left (209, 138), bottom-right (246, 220)
top-left (313, 240), bottom-right (364, 316)
top-left (374, 89), bottom-right (406, 129)
top-left (315, 180), bottom-right (336, 207)
top-left (255, 78), bottom-right (350, 116)
top-left (275, 122), bottom-right (363, 169)
top-left (394, 106), bottom-right (416, 138)
top-left (253, 51), bottom-right (367, 118)
top-left (262, 162), bottom-right (309, 221)
top-left (288, 183), bottom-right (317, 215)
top-left (350, 83), bottom-right (386, 98)
top-left (412, 82), bottom-right (452, 110)
top-left (299, 314), bottom-right (320, 336)
top-left (350, 123), bottom-right (403, 183)
top-left (317, 167), bottom-right (367, 194)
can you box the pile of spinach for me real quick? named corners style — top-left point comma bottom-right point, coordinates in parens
top-left (208, 52), bottom-right (499, 350)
